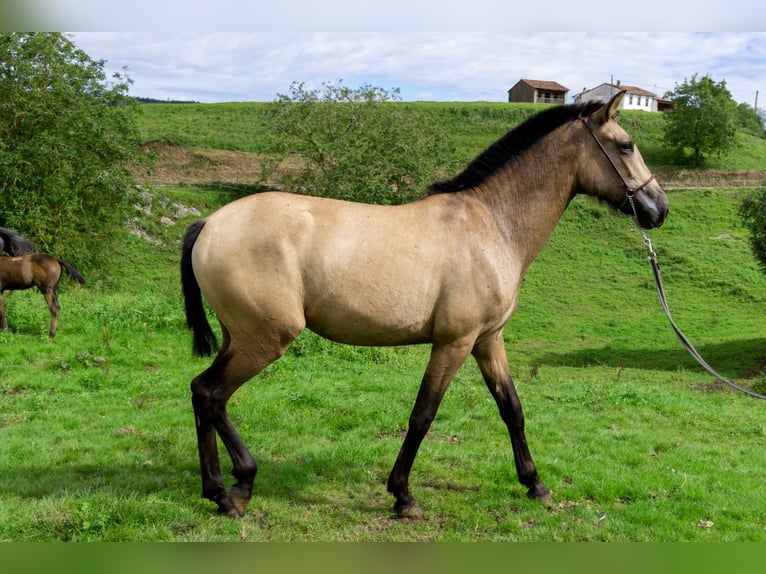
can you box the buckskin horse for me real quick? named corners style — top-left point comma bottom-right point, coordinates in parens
top-left (0, 253), bottom-right (86, 337)
top-left (181, 91), bottom-right (668, 518)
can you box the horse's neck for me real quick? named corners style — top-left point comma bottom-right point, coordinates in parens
top-left (482, 147), bottom-right (578, 272)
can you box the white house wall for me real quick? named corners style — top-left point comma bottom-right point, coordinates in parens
top-left (576, 84), bottom-right (657, 112)
top-left (623, 91), bottom-right (655, 111)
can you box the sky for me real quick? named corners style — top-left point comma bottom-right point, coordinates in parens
top-left (68, 32), bottom-right (766, 107)
top-left (3, 1), bottom-right (765, 107)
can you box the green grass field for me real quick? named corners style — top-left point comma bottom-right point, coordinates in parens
top-left (1, 179), bottom-right (765, 541)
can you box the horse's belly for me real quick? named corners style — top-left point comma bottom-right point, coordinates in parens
top-left (304, 295), bottom-right (434, 346)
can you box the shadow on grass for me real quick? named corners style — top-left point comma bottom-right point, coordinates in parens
top-left (0, 452), bottom-right (399, 514)
top-left (534, 337), bottom-right (766, 378)
top-left (2, 442), bottom-right (501, 520)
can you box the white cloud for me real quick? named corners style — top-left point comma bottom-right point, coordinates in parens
top-left (70, 32), bottom-right (765, 107)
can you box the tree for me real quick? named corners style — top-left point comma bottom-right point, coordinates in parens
top-left (263, 80), bottom-right (455, 205)
top-left (736, 102), bottom-right (766, 138)
top-left (663, 74), bottom-right (739, 167)
top-left (0, 33), bottom-right (145, 265)
top-left (740, 188), bottom-right (766, 274)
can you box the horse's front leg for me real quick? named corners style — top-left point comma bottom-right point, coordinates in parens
top-left (473, 333), bottom-right (552, 503)
top-left (387, 339), bottom-right (473, 518)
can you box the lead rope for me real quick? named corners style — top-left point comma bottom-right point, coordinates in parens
top-left (627, 193), bottom-right (766, 400)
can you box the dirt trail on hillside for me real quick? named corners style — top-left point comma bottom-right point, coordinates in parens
top-left (135, 142), bottom-right (766, 191)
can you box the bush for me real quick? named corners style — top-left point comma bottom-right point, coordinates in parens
top-left (740, 187), bottom-right (766, 273)
top-left (0, 33), bottom-right (147, 267)
top-left (262, 80), bottom-right (455, 205)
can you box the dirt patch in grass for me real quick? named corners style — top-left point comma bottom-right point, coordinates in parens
top-left (135, 142), bottom-right (263, 186)
top-left (655, 168), bottom-right (766, 190)
top-left (135, 142), bottom-right (302, 187)
top-left (135, 142), bottom-right (766, 191)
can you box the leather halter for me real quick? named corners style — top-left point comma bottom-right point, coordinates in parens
top-left (579, 116), bottom-right (656, 199)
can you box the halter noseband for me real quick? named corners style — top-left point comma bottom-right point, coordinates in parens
top-left (579, 116), bottom-right (656, 201)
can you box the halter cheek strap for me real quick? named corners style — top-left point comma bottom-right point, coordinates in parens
top-left (579, 117), bottom-right (656, 199)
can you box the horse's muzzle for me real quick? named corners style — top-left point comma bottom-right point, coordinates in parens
top-left (625, 187), bottom-right (669, 229)
top-left (617, 183), bottom-right (668, 229)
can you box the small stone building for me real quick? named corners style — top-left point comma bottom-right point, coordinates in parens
top-left (508, 79), bottom-right (569, 104)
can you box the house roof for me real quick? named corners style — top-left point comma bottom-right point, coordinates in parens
top-left (573, 82), bottom-right (660, 101)
top-left (607, 83), bottom-right (657, 97)
top-left (512, 79), bottom-right (569, 92)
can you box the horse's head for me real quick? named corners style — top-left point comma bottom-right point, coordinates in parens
top-left (576, 91), bottom-right (668, 229)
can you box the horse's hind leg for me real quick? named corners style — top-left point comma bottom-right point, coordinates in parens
top-left (191, 326), bottom-right (295, 517)
top-left (472, 332), bottom-right (551, 504)
top-left (41, 287), bottom-right (60, 338)
top-left (192, 336), bottom-right (258, 517)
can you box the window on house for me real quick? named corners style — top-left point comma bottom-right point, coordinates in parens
top-left (629, 94), bottom-right (633, 105)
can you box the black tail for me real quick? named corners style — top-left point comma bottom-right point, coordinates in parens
top-left (181, 219), bottom-right (218, 357)
top-left (58, 260), bottom-right (86, 285)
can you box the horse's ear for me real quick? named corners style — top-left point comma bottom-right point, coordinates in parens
top-left (591, 90), bottom-right (625, 125)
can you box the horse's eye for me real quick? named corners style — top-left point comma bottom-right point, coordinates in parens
top-left (619, 141), bottom-right (634, 154)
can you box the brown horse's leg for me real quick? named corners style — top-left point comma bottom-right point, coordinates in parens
top-left (191, 326), bottom-right (295, 517)
top-left (41, 287), bottom-right (60, 338)
top-left (387, 339), bottom-right (473, 519)
top-left (472, 333), bottom-right (551, 504)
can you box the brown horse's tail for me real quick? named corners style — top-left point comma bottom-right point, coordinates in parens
top-left (58, 259), bottom-right (86, 285)
top-left (181, 219), bottom-right (218, 357)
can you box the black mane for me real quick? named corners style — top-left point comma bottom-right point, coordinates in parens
top-left (0, 226), bottom-right (37, 256)
top-left (427, 101), bottom-right (603, 194)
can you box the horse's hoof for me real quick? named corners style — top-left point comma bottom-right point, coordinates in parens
top-left (394, 501), bottom-right (425, 520)
top-left (215, 496), bottom-right (242, 518)
top-left (537, 492), bottom-right (554, 507)
top-left (527, 485), bottom-right (554, 506)
top-left (218, 504), bottom-right (244, 519)
top-left (227, 486), bottom-right (251, 517)
top-left (213, 491), bottom-right (247, 518)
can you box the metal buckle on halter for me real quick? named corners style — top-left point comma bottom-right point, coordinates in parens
top-left (619, 190), bottom-right (634, 211)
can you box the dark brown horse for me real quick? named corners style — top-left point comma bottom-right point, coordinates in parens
top-left (181, 92), bottom-right (668, 518)
top-left (0, 253), bottom-right (86, 337)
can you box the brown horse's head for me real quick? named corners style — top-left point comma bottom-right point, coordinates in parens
top-left (577, 91), bottom-right (668, 229)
